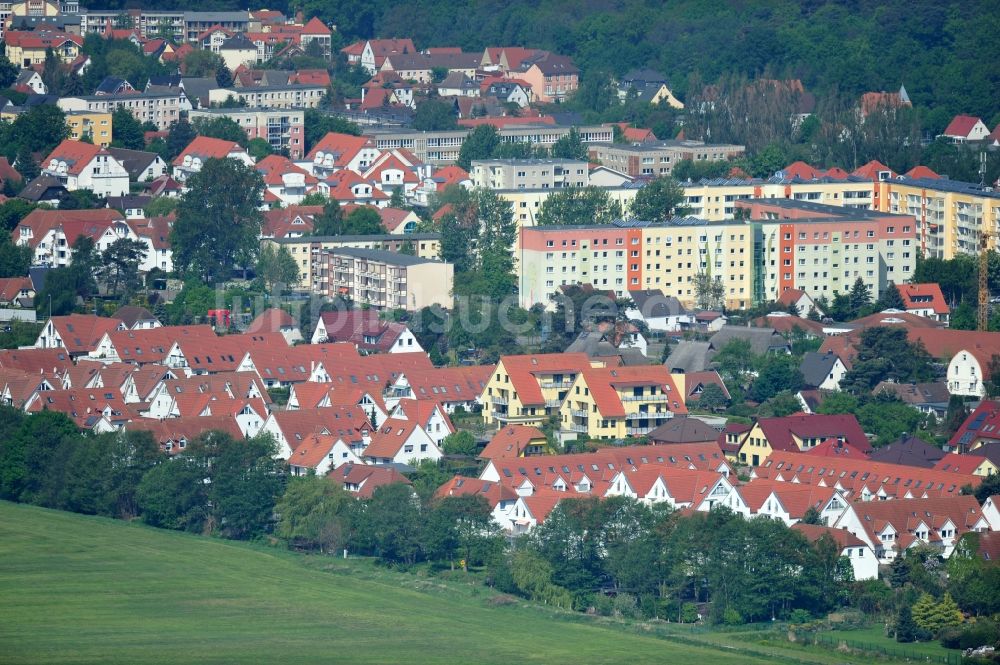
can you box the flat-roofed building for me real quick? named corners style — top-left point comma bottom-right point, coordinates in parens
top-left (588, 140), bottom-right (745, 178)
top-left (188, 107), bottom-right (305, 159)
top-left (312, 247), bottom-right (453, 311)
top-left (470, 158), bottom-right (590, 190)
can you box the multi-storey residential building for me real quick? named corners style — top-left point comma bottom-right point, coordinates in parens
top-left (480, 353), bottom-right (594, 428)
top-left (470, 158), bottom-right (590, 190)
top-left (64, 110), bottom-right (112, 147)
top-left (682, 175), bottom-right (878, 220)
top-left (265, 234), bottom-right (442, 290)
top-left (558, 365), bottom-right (687, 440)
top-left (312, 247), bottom-right (453, 311)
top-left (0, 0), bottom-right (63, 39)
top-left (207, 85), bottom-right (325, 110)
top-left (501, 185), bottom-right (641, 232)
top-left (519, 201), bottom-right (915, 310)
top-left (365, 124), bottom-right (613, 166)
top-left (79, 9), bottom-right (250, 42)
top-left (588, 140), bottom-right (745, 178)
top-left (3, 28), bottom-right (81, 65)
top-left (41, 139), bottom-right (129, 198)
top-left (188, 108), bottom-right (305, 159)
top-left (875, 176), bottom-right (1000, 260)
top-left (57, 92), bottom-right (184, 131)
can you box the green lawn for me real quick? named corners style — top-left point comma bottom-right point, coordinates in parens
top-left (0, 502), bottom-right (924, 665)
top-left (824, 624), bottom-right (955, 659)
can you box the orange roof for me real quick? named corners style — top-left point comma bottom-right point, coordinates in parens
top-left (255, 154), bottom-right (318, 187)
top-left (792, 523), bottom-right (866, 549)
top-left (579, 365), bottom-right (687, 418)
top-left (3, 30), bottom-right (82, 49)
top-left (480, 425), bottom-right (547, 459)
top-left (943, 115), bottom-right (985, 138)
top-left (431, 165), bottom-right (469, 188)
top-left (245, 308), bottom-right (297, 334)
top-left (363, 418), bottom-right (422, 459)
top-left (804, 437), bottom-right (869, 459)
top-left (306, 132), bottom-right (375, 164)
top-left (43, 140), bottom-right (107, 176)
top-left (51, 315), bottom-right (124, 355)
top-left (301, 17), bottom-right (331, 35)
top-left (933, 453), bottom-right (989, 475)
top-left (905, 165), bottom-right (940, 179)
top-left (435, 475), bottom-right (517, 506)
top-left (105, 325), bottom-right (217, 364)
top-left (272, 406), bottom-right (372, 451)
top-left (261, 205), bottom-right (322, 238)
top-left (848, 495), bottom-right (985, 549)
top-left (0, 348), bottom-right (72, 376)
top-left (173, 136), bottom-right (243, 166)
top-left (851, 160), bottom-right (896, 181)
top-left (288, 69), bottom-right (331, 86)
top-left (27, 387), bottom-right (128, 429)
top-left (497, 353), bottom-right (592, 406)
top-left (329, 462), bottom-right (411, 498)
top-left (898, 283), bottom-right (949, 315)
top-left (287, 433), bottom-right (339, 469)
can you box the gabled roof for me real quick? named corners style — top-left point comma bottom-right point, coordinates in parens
top-left (480, 425), bottom-right (547, 459)
top-left (286, 433), bottom-right (339, 469)
top-left (49, 315), bottom-right (125, 355)
top-left (799, 351), bottom-right (841, 388)
top-left (112, 305), bottom-right (158, 329)
top-left (681, 370), bottom-right (730, 401)
top-left (434, 475), bottom-right (517, 506)
top-left (943, 115), bottom-right (985, 138)
top-left (905, 165), bottom-right (940, 179)
top-left (329, 462), bottom-right (411, 498)
top-left (301, 17), bottom-right (331, 35)
top-left (400, 365), bottom-right (492, 404)
top-left (27, 387), bottom-right (128, 429)
top-left (869, 435), bottom-right (945, 468)
top-left (897, 283), bottom-right (949, 315)
top-left (42, 140), bottom-right (106, 176)
top-left (261, 204), bottom-right (322, 238)
top-left (306, 132), bottom-right (375, 164)
top-left (363, 418), bottom-right (423, 459)
top-left (172, 136), bottom-right (244, 166)
top-left (803, 437), bottom-right (869, 459)
top-left (647, 417), bottom-right (719, 444)
top-left (245, 308), bottom-right (296, 334)
top-left (933, 453), bottom-right (991, 475)
top-left (271, 406), bottom-right (372, 451)
top-left (0, 348), bottom-right (72, 376)
top-left (949, 401), bottom-right (1000, 451)
top-left (255, 154), bottom-right (318, 187)
top-left (577, 365), bottom-right (687, 418)
top-left (848, 495), bottom-right (984, 549)
top-left (851, 160), bottom-right (896, 181)
top-left (792, 523), bottom-right (866, 550)
top-left (873, 381), bottom-right (950, 407)
top-left (754, 413), bottom-right (871, 454)
top-left (103, 325), bottom-right (217, 364)
top-left (496, 353), bottom-right (592, 406)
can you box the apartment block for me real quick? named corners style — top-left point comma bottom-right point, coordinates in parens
top-left (78, 9), bottom-right (250, 43)
top-left (312, 247), bottom-right (453, 311)
top-left (588, 140), bottom-right (745, 178)
top-left (57, 92), bottom-right (183, 131)
top-left (503, 186), bottom-right (640, 231)
top-left (64, 110), bottom-right (112, 147)
top-left (682, 175), bottom-right (878, 220)
top-left (207, 85), bottom-right (325, 110)
top-left (875, 176), bottom-right (1000, 260)
top-left (470, 158), bottom-right (590, 190)
top-left (189, 108), bottom-right (305, 159)
top-left (266, 234), bottom-right (442, 291)
top-left (366, 124), bottom-right (613, 166)
top-left (519, 201), bottom-right (915, 311)
top-left (480, 353), bottom-right (593, 428)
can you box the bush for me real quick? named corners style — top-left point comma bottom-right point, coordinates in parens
top-left (613, 592), bottom-right (638, 618)
top-left (722, 607), bottom-right (743, 626)
top-left (591, 593), bottom-right (614, 617)
top-left (789, 608), bottom-right (812, 624)
top-left (681, 602), bottom-right (699, 623)
top-left (940, 620), bottom-right (1000, 650)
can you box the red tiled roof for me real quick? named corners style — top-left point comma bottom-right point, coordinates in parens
top-left (287, 433), bottom-right (339, 469)
top-left (435, 475), bottom-right (517, 507)
top-left (400, 365), bottom-right (493, 405)
top-left (480, 425), bottom-right (547, 459)
top-left (256, 154), bottom-right (318, 187)
top-left (579, 364), bottom-right (687, 418)
top-left (943, 115), bottom-right (984, 138)
top-left (755, 413), bottom-right (871, 454)
top-left (792, 523), bottom-right (866, 550)
top-left (306, 132), bottom-right (374, 164)
top-left (3, 30), bottom-right (82, 49)
top-left (173, 136), bottom-right (243, 166)
top-left (245, 308), bottom-right (296, 334)
top-left (803, 437), bottom-right (869, 459)
top-left (51, 315), bottom-right (124, 355)
top-left (851, 160), bottom-right (896, 181)
top-left (272, 406), bottom-right (372, 451)
top-left (363, 418), bottom-right (422, 459)
top-left (301, 17), bottom-right (331, 35)
top-left (905, 165), bottom-right (940, 179)
top-left (497, 353), bottom-right (592, 406)
top-left (261, 205), bottom-right (322, 238)
top-left (898, 283), bottom-right (949, 315)
top-left (329, 462), bottom-right (410, 498)
top-left (949, 401), bottom-right (1000, 450)
top-left (0, 277), bottom-right (32, 303)
top-left (847, 495), bottom-right (985, 551)
top-left (933, 453), bottom-right (990, 475)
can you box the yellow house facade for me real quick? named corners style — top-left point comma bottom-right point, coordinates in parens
top-left (481, 353), bottom-right (595, 428)
top-left (65, 111), bottom-right (112, 147)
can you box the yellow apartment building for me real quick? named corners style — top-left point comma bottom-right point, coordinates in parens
top-left (65, 111), bottom-right (112, 147)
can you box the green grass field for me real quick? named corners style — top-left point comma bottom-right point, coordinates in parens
top-left (0, 502), bottom-right (916, 665)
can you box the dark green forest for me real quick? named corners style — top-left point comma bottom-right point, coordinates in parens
top-left (88, 0), bottom-right (999, 125)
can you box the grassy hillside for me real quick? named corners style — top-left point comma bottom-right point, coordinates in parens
top-left (0, 502), bottom-right (765, 664)
top-left (0, 501), bottom-right (922, 664)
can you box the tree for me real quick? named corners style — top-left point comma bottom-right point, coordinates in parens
top-left (412, 98), bottom-right (458, 131)
top-left (757, 391), bottom-right (802, 417)
top-left (170, 158), bottom-right (264, 283)
top-left (183, 49), bottom-right (223, 78)
top-left (215, 62), bottom-right (233, 88)
top-left (840, 326), bottom-right (934, 394)
top-left (695, 383), bottom-right (729, 411)
top-left (876, 281), bottom-right (905, 310)
top-left (356, 482), bottom-right (422, 564)
top-left (424, 495), bottom-right (501, 570)
top-left (144, 196), bottom-right (177, 218)
top-left (441, 431), bottom-right (477, 456)
top-left (550, 128), bottom-right (587, 160)
top-left (163, 119), bottom-right (198, 162)
top-left (750, 355), bottom-right (803, 403)
top-left (343, 207), bottom-right (386, 235)
top-left (275, 475), bottom-right (354, 552)
top-left (896, 604), bottom-right (918, 643)
top-left (136, 456), bottom-right (209, 532)
top-left (457, 125), bottom-right (501, 171)
top-left (0, 238), bottom-right (32, 278)
top-left (848, 277), bottom-right (873, 316)
top-left (535, 186), bottom-right (623, 226)
top-left (205, 433), bottom-right (285, 540)
top-left (256, 243), bottom-right (300, 292)
top-left (303, 109), bottom-right (361, 153)
top-left (111, 108), bottom-right (146, 150)
top-left (312, 200), bottom-right (345, 236)
top-left (0, 55), bottom-right (18, 89)
top-left (247, 137), bottom-right (274, 160)
top-left (630, 176), bottom-right (690, 221)
top-left (192, 116), bottom-right (248, 147)
top-left (714, 338), bottom-right (755, 386)
top-left (98, 237), bottom-right (147, 298)
top-left (693, 272), bottom-right (725, 310)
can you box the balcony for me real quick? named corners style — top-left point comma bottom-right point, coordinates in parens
top-left (544, 399), bottom-right (562, 408)
top-left (626, 411), bottom-right (674, 421)
top-left (627, 427), bottom-right (653, 437)
top-left (491, 396), bottom-right (509, 406)
top-left (570, 409), bottom-right (589, 418)
top-left (620, 394), bottom-right (671, 403)
top-left (567, 423), bottom-right (589, 434)
top-left (540, 380), bottom-right (574, 389)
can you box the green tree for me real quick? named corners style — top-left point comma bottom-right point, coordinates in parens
top-left (876, 281), bottom-right (905, 310)
top-left (343, 207), bottom-right (386, 235)
top-left (695, 382), bottom-right (729, 411)
top-left (424, 495), bottom-right (502, 570)
top-left (536, 186), bottom-right (623, 226)
top-left (757, 391), bottom-right (802, 417)
top-left (275, 475), bottom-right (355, 552)
top-left (183, 49), bottom-right (223, 78)
top-left (750, 355), bottom-right (803, 403)
top-left (163, 119), bottom-right (198, 162)
top-left (303, 109), bottom-right (361, 153)
top-left (550, 128), bottom-right (587, 160)
top-left (848, 277), bottom-right (873, 316)
top-left (144, 196), bottom-right (177, 218)
top-left (441, 431), bottom-right (477, 456)
top-left (205, 433), bottom-right (286, 540)
top-left (950, 301), bottom-right (976, 330)
top-left (136, 456), bottom-right (209, 532)
top-left (630, 176), bottom-right (690, 221)
top-left (312, 200), bottom-right (345, 236)
top-left (170, 158), bottom-right (264, 283)
top-left (0, 55), bottom-right (18, 89)
top-left (457, 125), bottom-right (501, 171)
top-left (215, 62), bottom-right (234, 88)
top-left (714, 338), bottom-right (755, 387)
top-left (98, 237), bottom-right (147, 299)
top-left (192, 116), bottom-right (248, 147)
top-left (247, 137), bottom-right (274, 160)
top-left (896, 604), bottom-right (918, 643)
top-left (840, 326), bottom-right (934, 394)
top-left (256, 243), bottom-right (300, 292)
top-left (111, 108), bottom-right (146, 150)
top-left (0, 237), bottom-right (32, 278)
top-left (412, 98), bottom-right (458, 131)
top-left (356, 482), bottom-right (422, 564)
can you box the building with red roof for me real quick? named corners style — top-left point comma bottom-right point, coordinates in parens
top-left (311, 309), bottom-right (422, 354)
top-left (306, 132), bottom-right (380, 176)
top-left (859, 86), bottom-right (911, 118)
top-left (933, 452), bottom-right (997, 478)
top-left (255, 154), bottom-right (318, 204)
top-left (897, 283), bottom-right (950, 323)
top-left (737, 413), bottom-right (871, 466)
top-left (41, 140), bottom-right (129, 198)
top-left (35, 314), bottom-right (125, 357)
top-left (792, 523), bottom-right (878, 579)
top-left (480, 425), bottom-right (548, 459)
top-left (330, 462), bottom-right (411, 498)
top-left (261, 205), bottom-right (322, 239)
top-left (363, 417), bottom-right (442, 465)
top-left (4, 29), bottom-right (83, 66)
top-left (171, 136), bottom-right (253, 181)
top-left (941, 115), bottom-right (990, 143)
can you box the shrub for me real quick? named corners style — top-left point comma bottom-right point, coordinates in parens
top-left (722, 607), bottom-right (743, 626)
